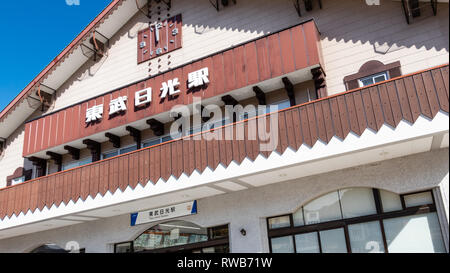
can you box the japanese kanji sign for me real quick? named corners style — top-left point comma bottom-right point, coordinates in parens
top-left (85, 67), bottom-right (209, 124)
top-left (130, 200), bottom-right (198, 226)
top-left (138, 14), bottom-right (182, 63)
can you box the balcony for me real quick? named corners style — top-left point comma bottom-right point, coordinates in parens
top-left (0, 64), bottom-right (448, 235)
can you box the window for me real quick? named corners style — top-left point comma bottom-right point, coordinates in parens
top-left (101, 145), bottom-right (138, 160)
top-left (143, 135), bottom-right (173, 148)
top-left (116, 221), bottom-right (230, 253)
top-left (62, 157), bottom-right (92, 171)
top-left (11, 176), bottom-right (25, 186)
top-left (267, 188), bottom-right (446, 253)
top-left (358, 72), bottom-right (389, 87)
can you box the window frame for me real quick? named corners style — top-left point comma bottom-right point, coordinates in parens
top-left (267, 189), bottom-right (439, 253)
top-left (114, 223), bottom-right (230, 253)
top-left (358, 71), bottom-right (389, 87)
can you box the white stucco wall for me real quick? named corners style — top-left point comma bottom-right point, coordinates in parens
top-left (0, 148), bottom-right (447, 253)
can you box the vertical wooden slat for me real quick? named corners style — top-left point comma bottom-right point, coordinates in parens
top-left (378, 84), bottom-right (395, 128)
top-left (337, 96), bottom-right (351, 138)
top-left (201, 134), bottom-right (209, 172)
top-left (0, 190), bottom-right (6, 219)
top-left (256, 38), bottom-right (271, 82)
top-left (143, 149), bottom-right (151, 185)
top-left (54, 174), bottom-right (64, 207)
top-left (291, 25), bottom-right (308, 70)
top-left (177, 140), bottom-right (184, 177)
top-left (299, 107), bottom-right (312, 147)
top-left (321, 100), bottom-right (335, 143)
top-left (291, 108), bottom-right (303, 149)
top-left (154, 146), bottom-right (162, 183)
top-left (62, 172), bottom-right (70, 205)
top-left (276, 111), bottom-right (289, 154)
top-left (403, 77), bottom-right (421, 122)
top-left (234, 45), bottom-right (248, 89)
top-left (413, 74), bottom-right (432, 119)
top-left (80, 166), bottom-right (90, 200)
top-left (369, 86), bottom-right (386, 131)
top-left (314, 102), bottom-right (327, 143)
top-left (29, 181), bottom-right (39, 213)
top-left (244, 42), bottom-right (259, 86)
top-left (394, 79), bottom-right (414, 123)
top-left (119, 155), bottom-right (129, 191)
top-left (90, 163), bottom-right (100, 198)
top-left (138, 150), bottom-right (145, 184)
top-left (13, 184), bottom-right (23, 216)
top-left (342, 95), bottom-right (358, 137)
top-left (21, 183), bottom-right (32, 215)
top-left (328, 98), bottom-right (344, 140)
top-left (38, 177), bottom-right (48, 211)
top-left (422, 71), bottom-right (441, 117)
top-left (279, 29), bottom-right (296, 74)
top-left (385, 81), bottom-right (403, 127)
top-left (267, 33), bottom-right (283, 78)
top-left (440, 67), bottom-right (449, 97)
top-left (7, 187), bottom-right (16, 217)
top-left (306, 104), bottom-right (319, 147)
top-left (72, 167), bottom-right (82, 202)
top-left (361, 89), bottom-right (377, 131)
top-left (46, 175), bottom-right (56, 208)
top-left (223, 50), bottom-right (236, 91)
top-left (431, 69), bottom-right (449, 112)
top-left (284, 109), bottom-right (298, 151)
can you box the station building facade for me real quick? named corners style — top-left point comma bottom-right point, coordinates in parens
top-left (0, 0), bottom-right (448, 253)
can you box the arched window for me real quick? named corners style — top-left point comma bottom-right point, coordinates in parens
top-left (267, 188), bottom-right (446, 253)
top-left (115, 221), bottom-right (229, 253)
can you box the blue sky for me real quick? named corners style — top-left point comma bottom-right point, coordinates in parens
top-left (0, 0), bottom-right (111, 112)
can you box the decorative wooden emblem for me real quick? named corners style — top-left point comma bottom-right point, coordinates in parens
top-left (137, 14), bottom-right (182, 63)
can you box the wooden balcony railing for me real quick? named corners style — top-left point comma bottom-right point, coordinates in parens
top-left (0, 64), bottom-right (448, 220)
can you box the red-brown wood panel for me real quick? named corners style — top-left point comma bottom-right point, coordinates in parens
top-left (55, 110), bottom-right (66, 147)
top-left (291, 108), bottom-right (304, 149)
top-left (291, 25), bottom-right (308, 70)
top-left (27, 120), bottom-right (37, 154)
top-left (440, 67), bottom-right (449, 97)
top-left (62, 172), bottom-right (70, 205)
top-left (90, 163), bottom-right (100, 197)
top-left (63, 107), bottom-right (74, 144)
top-left (402, 77), bottom-right (421, 122)
top-left (234, 45), bottom-right (248, 89)
top-left (335, 95), bottom-right (350, 139)
top-left (143, 149), bottom-right (151, 185)
top-left (71, 167), bottom-right (82, 202)
top-left (7, 187), bottom-right (16, 217)
top-left (394, 79), bottom-right (414, 123)
top-left (267, 33), bottom-right (283, 78)
top-left (201, 135), bottom-right (209, 172)
top-left (37, 177), bottom-right (48, 211)
top-left (314, 102), bottom-right (327, 143)
top-left (412, 74), bottom-right (432, 119)
top-left (99, 161), bottom-right (109, 195)
top-left (303, 21), bottom-right (320, 66)
top-left (299, 107), bottom-right (312, 147)
top-left (161, 143), bottom-right (171, 181)
top-left (154, 146), bottom-right (162, 183)
top-left (341, 95), bottom-right (357, 137)
top-left (119, 155), bottom-right (129, 191)
top-left (385, 81), bottom-right (403, 127)
top-left (431, 69), bottom-right (449, 112)
top-left (378, 84), bottom-right (395, 128)
top-left (352, 91), bottom-right (367, 136)
top-left (278, 29), bottom-right (296, 75)
top-left (277, 111), bottom-right (289, 153)
top-left (34, 118), bottom-right (44, 155)
top-left (284, 109), bottom-right (298, 150)
top-left (45, 175), bottom-right (55, 208)
top-left (29, 181), bottom-right (39, 213)
top-left (41, 115), bottom-right (51, 151)
top-left (80, 166), bottom-right (91, 200)
top-left (49, 113), bottom-right (59, 149)
top-left (14, 184), bottom-right (23, 216)
top-left (306, 104), bottom-right (319, 146)
top-left (361, 89), bottom-right (377, 131)
top-left (212, 54), bottom-right (225, 97)
top-left (20, 183), bottom-right (31, 215)
top-left (422, 71), bottom-right (440, 118)
top-left (182, 139), bottom-right (190, 176)
top-left (170, 141), bottom-right (179, 178)
top-left (188, 139), bottom-right (196, 175)
top-left (206, 131), bottom-right (215, 168)
top-left (177, 140), bottom-right (184, 177)
top-left (138, 150), bottom-right (145, 184)
top-left (54, 173), bottom-right (64, 207)
top-left (244, 42), bottom-right (259, 86)
top-left (23, 122), bottom-right (31, 156)
top-left (256, 38), bottom-right (271, 82)
top-left (223, 50), bottom-right (237, 92)
top-left (0, 191), bottom-right (6, 219)
top-left (109, 158), bottom-right (119, 192)
top-left (369, 87), bottom-right (385, 131)
top-left (321, 100), bottom-right (335, 143)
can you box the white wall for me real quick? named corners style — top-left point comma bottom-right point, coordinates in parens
top-left (0, 148), bottom-right (447, 253)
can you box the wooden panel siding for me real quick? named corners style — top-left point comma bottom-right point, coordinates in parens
top-left (23, 20), bottom-right (323, 157)
top-left (0, 65), bottom-right (448, 220)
